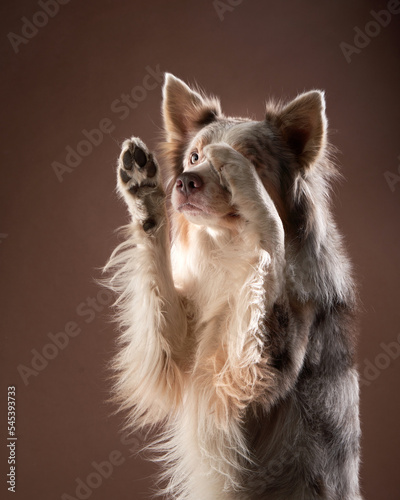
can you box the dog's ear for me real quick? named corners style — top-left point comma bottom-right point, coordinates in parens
top-left (162, 73), bottom-right (221, 142)
top-left (272, 91), bottom-right (327, 169)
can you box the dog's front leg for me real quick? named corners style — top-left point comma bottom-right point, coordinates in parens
top-left (106, 137), bottom-right (187, 426)
top-left (204, 143), bottom-right (285, 298)
top-left (203, 143), bottom-right (309, 413)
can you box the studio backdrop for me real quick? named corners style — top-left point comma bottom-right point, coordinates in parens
top-left (1, 1), bottom-right (399, 499)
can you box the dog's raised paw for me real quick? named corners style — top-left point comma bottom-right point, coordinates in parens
top-left (118, 137), bottom-right (158, 195)
top-left (204, 143), bottom-right (253, 192)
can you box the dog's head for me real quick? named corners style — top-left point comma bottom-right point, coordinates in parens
top-left (161, 73), bottom-right (334, 239)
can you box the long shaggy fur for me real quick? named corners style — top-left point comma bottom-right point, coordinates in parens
top-left (104, 74), bottom-right (362, 500)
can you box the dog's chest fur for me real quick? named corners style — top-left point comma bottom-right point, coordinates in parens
top-left (172, 226), bottom-right (262, 326)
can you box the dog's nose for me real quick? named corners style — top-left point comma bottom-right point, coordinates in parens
top-left (176, 172), bottom-right (203, 196)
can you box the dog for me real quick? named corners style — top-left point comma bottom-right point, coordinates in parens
top-left (104, 73), bottom-right (362, 499)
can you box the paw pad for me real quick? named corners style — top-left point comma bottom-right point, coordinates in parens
top-left (119, 168), bottom-right (131, 183)
top-left (119, 144), bottom-right (157, 181)
top-left (118, 140), bottom-right (158, 192)
top-left (122, 150), bottom-right (134, 170)
top-left (133, 147), bottom-right (147, 168)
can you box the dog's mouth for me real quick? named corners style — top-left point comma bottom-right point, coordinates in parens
top-left (177, 202), bottom-right (207, 215)
top-left (177, 202), bottom-right (240, 221)
top-left (173, 178), bottom-right (238, 222)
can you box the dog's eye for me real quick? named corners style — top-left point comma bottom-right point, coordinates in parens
top-left (190, 152), bottom-right (199, 164)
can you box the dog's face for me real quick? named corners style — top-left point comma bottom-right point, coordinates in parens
top-left (172, 120), bottom-right (260, 226)
top-left (162, 74), bottom-right (328, 235)
top-left (171, 123), bottom-right (236, 225)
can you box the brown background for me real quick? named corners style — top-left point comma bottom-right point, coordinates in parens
top-left (1, 1), bottom-right (399, 499)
